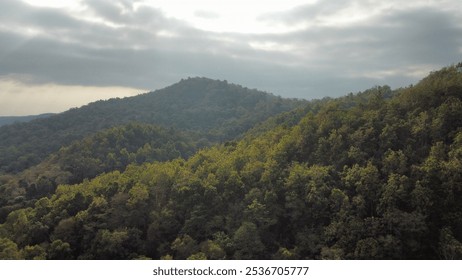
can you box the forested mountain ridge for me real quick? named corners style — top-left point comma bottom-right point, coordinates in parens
top-left (0, 77), bottom-right (306, 174)
top-left (1, 64), bottom-right (461, 260)
top-left (0, 114), bottom-right (55, 127)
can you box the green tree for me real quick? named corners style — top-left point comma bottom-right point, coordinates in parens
top-left (233, 222), bottom-right (264, 259)
top-left (0, 238), bottom-right (21, 259)
top-left (439, 227), bottom-right (462, 259)
top-left (21, 244), bottom-right (46, 260)
top-left (171, 234), bottom-right (198, 260)
top-left (48, 239), bottom-right (73, 260)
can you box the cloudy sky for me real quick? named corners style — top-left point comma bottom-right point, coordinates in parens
top-left (1, 0), bottom-right (461, 115)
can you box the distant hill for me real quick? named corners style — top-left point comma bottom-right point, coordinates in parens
top-left (0, 113), bottom-right (55, 127)
top-left (0, 77), bottom-right (307, 174)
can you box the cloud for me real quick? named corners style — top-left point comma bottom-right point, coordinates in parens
top-left (194, 10), bottom-right (220, 19)
top-left (1, 0), bottom-right (462, 116)
top-left (254, 4), bottom-right (462, 82)
top-left (0, 0), bottom-right (211, 87)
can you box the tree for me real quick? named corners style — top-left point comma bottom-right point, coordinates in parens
top-left (439, 227), bottom-right (462, 259)
top-left (48, 239), bottom-right (73, 260)
top-left (90, 228), bottom-right (143, 260)
top-left (21, 245), bottom-right (46, 260)
top-left (0, 238), bottom-right (21, 260)
top-left (171, 234), bottom-right (198, 259)
top-left (199, 240), bottom-right (226, 260)
top-left (354, 238), bottom-right (381, 259)
top-left (232, 222), bottom-right (264, 259)
top-left (342, 162), bottom-right (381, 217)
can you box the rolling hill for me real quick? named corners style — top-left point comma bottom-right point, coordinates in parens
top-left (0, 77), bottom-right (306, 174)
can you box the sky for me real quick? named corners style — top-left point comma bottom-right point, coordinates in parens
top-left (1, 0), bottom-right (461, 115)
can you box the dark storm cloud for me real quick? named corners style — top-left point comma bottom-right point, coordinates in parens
top-left (1, 0), bottom-right (461, 100)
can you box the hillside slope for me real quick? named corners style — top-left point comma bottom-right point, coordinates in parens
top-left (1, 64), bottom-right (460, 260)
top-left (0, 77), bottom-right (306, 174)
top-left (0, 122), bottom-right (197, 214)
top-left (0, 114), bottom-right (55, 127)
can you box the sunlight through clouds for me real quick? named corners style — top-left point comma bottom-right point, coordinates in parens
top-left (143, 0), bottom-right (316, 33)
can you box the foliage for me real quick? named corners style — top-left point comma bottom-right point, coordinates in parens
top-left (0, 65), bottom-right (462, 259)
top-left (0, 78), bottom-right (306, 174)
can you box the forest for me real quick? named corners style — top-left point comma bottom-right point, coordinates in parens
top-left (0, 114), bottom-right (55, 127)
top-left (0, 77), bottom-right (305, 174)
top-left (0, 65), bottom-right (461, 259)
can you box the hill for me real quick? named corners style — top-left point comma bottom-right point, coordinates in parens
top-left (1, 64), bottom-right (460, 259)
top-left (0, 114), bottom-right (55, 127)
top-left (0, 78), bottom-right (306, 174)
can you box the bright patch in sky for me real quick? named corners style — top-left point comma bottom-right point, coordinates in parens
top-left (23, 0), bottom-right (314, 33)
top-left (155, 0), bottom-right (313, 33)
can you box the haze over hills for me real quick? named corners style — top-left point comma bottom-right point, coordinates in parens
top-left (0, 114), bottom-right (55, 127)
top-left (0, 64), bottom-right (461, 260)
top-left (0, 77), bottom-right (307, 175)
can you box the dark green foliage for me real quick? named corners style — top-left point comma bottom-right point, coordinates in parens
top-left (0, 79), bottom-right (305, 222)
top-left (0, 78), bottom-right (305, 174)
top-left (0, 123), bottom-right (198, 222)
top-left (0, 114), bottom-right (55, 127)
top-left (0, 65), bottom-right (462, 259)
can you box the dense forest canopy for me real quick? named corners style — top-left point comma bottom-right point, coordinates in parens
top-left (0, 77), bottom-right (306, 227)
top-left (0, 64), bottom-right (462, 260)
top-left (0, 77), bottom-right (306, 174)
top-left (0, 122), bottom-right (197, 218)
